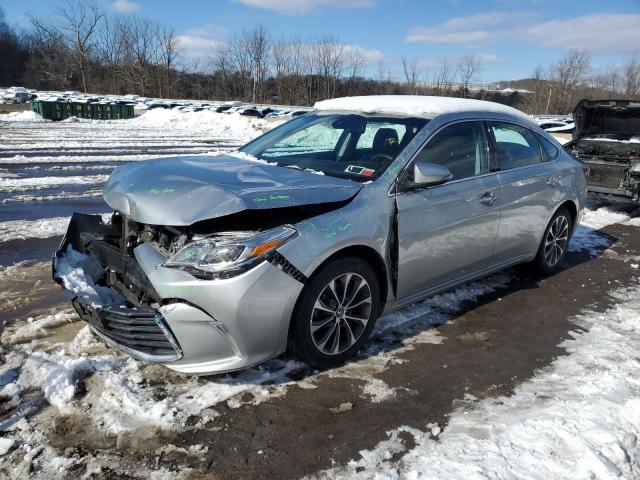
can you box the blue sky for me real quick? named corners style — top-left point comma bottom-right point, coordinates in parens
top-left (2, 0), bottom-right (639, 82)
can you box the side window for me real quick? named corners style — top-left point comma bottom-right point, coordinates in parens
top-left (413, 121), bottom-right (489, 181)
top-left (538, 135), bottom-right (560, 161)
top-left (489, 122), bottom-right (542, 170)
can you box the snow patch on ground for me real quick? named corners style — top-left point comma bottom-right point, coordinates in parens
top-left (570, 205), bottom-right (634, 255)
top-left (0, 174), bottom-right (108, 193)
top-left (132, 109), bottom-right (283, 142)
top-left (1, 310), bottom-right (77, 344)
top-left (321, 281), bottom-right (640, 480)
top-left (1, 188), bottom-right (103, 204)
top-left (0, 213), bottom-right (109, 242)
top-left (0, 111), bottom-right (46, 123)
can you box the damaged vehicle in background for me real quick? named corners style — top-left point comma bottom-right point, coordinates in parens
top-left (53, 95), bottom-right (587, 375)
top-left (566, 99), bottom-right (640, 202)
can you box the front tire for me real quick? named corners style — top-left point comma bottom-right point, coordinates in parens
top-left (533, 207), bottom-right (572, 274)
top-left (289, 256), bottom-right (381, 370)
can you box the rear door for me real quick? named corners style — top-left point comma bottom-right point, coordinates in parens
top-left (395, 120), bottom-right (501, 299)
top-left (488, 121), bottom-right (561, 262)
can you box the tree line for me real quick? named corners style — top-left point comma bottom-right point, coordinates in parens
top-left (1, 1), bottom-right (639, 114)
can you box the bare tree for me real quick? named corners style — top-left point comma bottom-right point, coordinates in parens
top-left (344, 46), bottom-right (366, 95)
top-left (158, 24), bottom-right (180, 97)
top-left (34, 0), bottom-right (104, 92)
top-left (315, 36), bottom-right (344, 99)
top-left (548, 49), bottom-right (591, 113)
top-left (402, 56), bottom-right (419, 94)
top-left (456, 54), bottom-right (481, 98)
top-left (431, 57), bottom-right (454, 95)
top-left (246, 26), bottom-right (270, 103)
top-left (622, 53), bottom-right (640, 100)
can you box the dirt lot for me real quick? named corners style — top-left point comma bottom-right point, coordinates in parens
top-left (1, 213), bottom-right (638, 479)
top-left (1, 112), bottom-right (639, 479)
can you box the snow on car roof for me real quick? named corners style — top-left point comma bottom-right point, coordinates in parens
top-left (314, 95), bottom-right (531, 121)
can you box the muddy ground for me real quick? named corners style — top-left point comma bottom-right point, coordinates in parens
top-left (0, 219), bottom-right (638, 479)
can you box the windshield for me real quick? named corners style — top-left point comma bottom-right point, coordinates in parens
top-left (240, 113), bottom-right (428, 181)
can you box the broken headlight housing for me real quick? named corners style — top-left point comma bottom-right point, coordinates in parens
top-left (163, 225), bottom-right (297, 279)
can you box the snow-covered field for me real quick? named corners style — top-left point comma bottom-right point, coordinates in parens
top-left (1, 109), bottom-right (640, 478)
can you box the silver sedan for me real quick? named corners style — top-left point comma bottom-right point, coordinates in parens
top-left (53, 96), bottom-right (587, 374)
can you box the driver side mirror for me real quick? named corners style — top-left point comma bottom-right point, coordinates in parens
top-left (412, 161), bottom-right (453, 187)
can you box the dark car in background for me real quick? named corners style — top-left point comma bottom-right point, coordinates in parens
top-left (566, 99), bottom-right (640, 202)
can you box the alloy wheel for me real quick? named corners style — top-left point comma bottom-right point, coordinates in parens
top-left (544, 215), bottom-right (569, 267)
top-left (310, 273), bottom-right (372, 355)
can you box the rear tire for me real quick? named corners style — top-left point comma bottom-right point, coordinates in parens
top-left (533, 207), bottom-right (572, 274)
top-left (288, 256), bottom-right (381, 370)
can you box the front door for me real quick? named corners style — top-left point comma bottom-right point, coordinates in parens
top-left (395, 121), bottom-right (501, 300)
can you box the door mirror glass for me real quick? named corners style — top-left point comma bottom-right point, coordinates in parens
top-left (413, 161), bottom-right (453, 187)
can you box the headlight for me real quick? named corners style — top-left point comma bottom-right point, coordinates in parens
top-left (163, 225), bottom-right (297, 279)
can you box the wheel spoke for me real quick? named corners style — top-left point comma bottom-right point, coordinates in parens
top-left (345, 314), bottom-right (368, 325)
top-left (311, 315), bottom-right (335, 333)
top-left (344, 276), bottom-right (364, 307)
top-left (317, 321), bottom-right (338, 351)
top-left (313, 299), bottom-right (334, 314)
top-left (331, 322), bottom-right (341, 354)
top-left (347, 296), bottom-right (372, 309)
top-left (342, 319), bottom-right (356, 347)
top-left (341, 273), bottom-right (353, 304)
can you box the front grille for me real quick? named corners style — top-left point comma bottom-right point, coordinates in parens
top-left (73, 300), bottom-right (182, 361)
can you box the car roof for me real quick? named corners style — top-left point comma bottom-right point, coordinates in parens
top-left (314, 95), bottom-right (531, 122)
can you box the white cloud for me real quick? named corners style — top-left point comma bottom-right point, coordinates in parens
top-left (176, 25), bottom-right (227, 60)
top-left (111, 0), bottom-right (140, 13)
top-left (406, 12), bottom-right (534, 46)
top-left (234, 0), bottom-right (374, 15)
top-left (514, 14), bottom-right (640, 55)
top-left (407, 12), bottom-right (640, 56)
top-left (477, 53), bottom-right (500, 64)
top-left (342, 44), bottom-right (384, 64)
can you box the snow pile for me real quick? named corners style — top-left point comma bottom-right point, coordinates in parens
top-left (0, 174), bottom-right (109, 193)
top-left (1, 310), bottom-right (77, 344)
top-left (1, 349), bottom-right (121, 411)
top-left (132, 109), bottom-right (283, 142)
top-left (581, 205), bottom-right (632, 229)
top-left (0, 111), bottom-right (46, 123)
top-left (314, 95), bottom-right (532, 121)
top-left (323, 281), bottom-right (640, 480)
top-left (0, 438), bottom-right (15, 456)
top-left (54, 246), bottom-right (124, 307)
top-left (570, 205), bottom-right (633, 255)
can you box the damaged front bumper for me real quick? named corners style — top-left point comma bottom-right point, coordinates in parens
top-left (53, 213), bottom-right (305, 374)
top-left (583, 159), bottom-right (640, 202)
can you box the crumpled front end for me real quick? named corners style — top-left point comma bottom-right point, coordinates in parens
top-left (52, 212), bottom-right (305, 374)
top-left (52, 213), bottom-right (184, 363)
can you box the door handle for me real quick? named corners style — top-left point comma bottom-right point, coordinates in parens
top-left (480, 191), bottom-right (498, 206)
top-left (546, 176), bottom-right (560, 187)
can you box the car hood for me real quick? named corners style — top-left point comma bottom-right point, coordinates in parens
top-left (573, 99), bottom-right (640, 139)
top-left (103, 154), bottom-right (361, 226)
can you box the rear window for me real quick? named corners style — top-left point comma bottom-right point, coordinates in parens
top-left (539, 136), bottom-right (560, 161)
